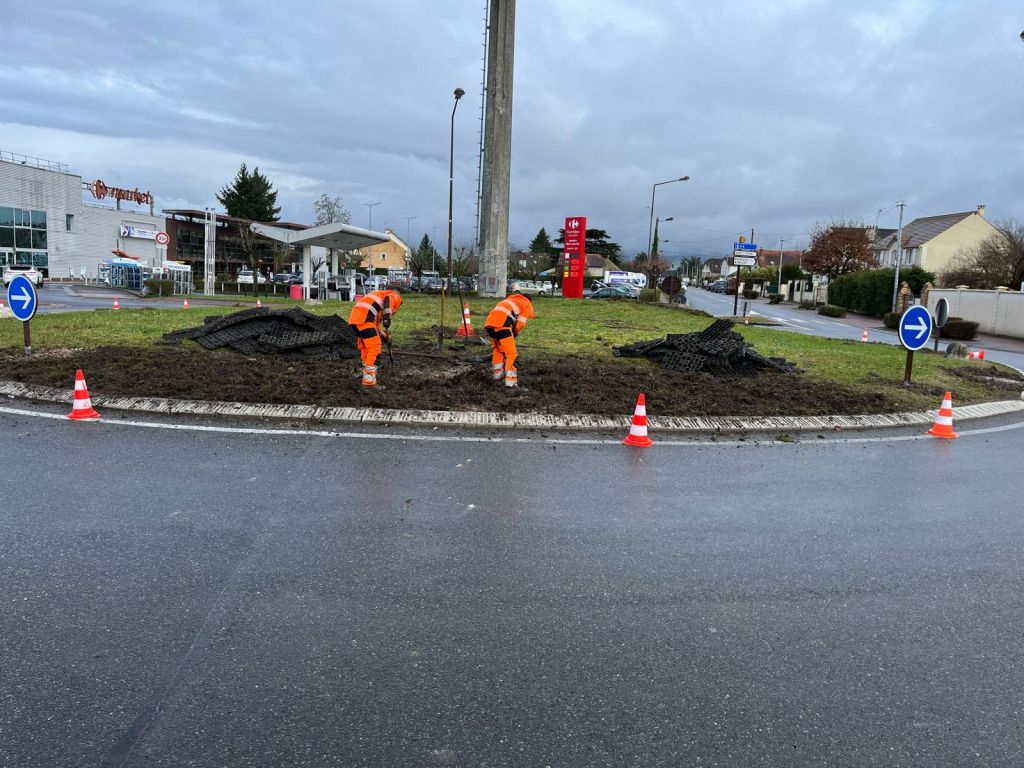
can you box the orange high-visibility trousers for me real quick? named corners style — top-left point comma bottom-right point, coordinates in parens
top-left (487, 329), bottom-right (517, 379)
top-left (352, 324), bottom-right (382, 366)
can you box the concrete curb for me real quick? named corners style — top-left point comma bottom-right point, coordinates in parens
top-left (2, 379), bottom-right (1023, 434)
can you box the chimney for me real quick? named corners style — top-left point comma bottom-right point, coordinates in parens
top-left (976, 204), bottom-right (986, 217)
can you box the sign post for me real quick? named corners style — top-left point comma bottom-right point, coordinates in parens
top-left (898, 305), bottom-right (933, 385)
top-left (562, 216), bottom-right (587, 299)
top-left (6, 274), bottom-right (38, 356)
top-left (732, 242), bottom-right (758, 316)
top-left (932, 297), bottom-right (949, 353)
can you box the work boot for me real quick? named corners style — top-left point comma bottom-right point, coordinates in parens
top-left (504, 370), bottom-right (518, 388)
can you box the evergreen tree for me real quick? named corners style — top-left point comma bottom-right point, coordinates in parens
top-left (216, 163), bottom-right (281, 221)
top-left (529, 227), bottom-right (552, 253)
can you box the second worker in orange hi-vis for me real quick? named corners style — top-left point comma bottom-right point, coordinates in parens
top-left (347, 289), bottom-right (403, 387)
top-left (484, 292), bottom-right (535, 388)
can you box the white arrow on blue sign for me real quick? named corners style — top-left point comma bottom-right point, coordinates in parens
top-left (6, 274), bottom-right (38, 322)
top-left (898, 305), bottom-right (933, 351)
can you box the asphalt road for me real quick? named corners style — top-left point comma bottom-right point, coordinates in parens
top-left (3, 406), bottom-right (1024, 767)
top-left (686, 287), bottom-right (1024, 372)
top-left (20, 283), bottom-right (271, 314)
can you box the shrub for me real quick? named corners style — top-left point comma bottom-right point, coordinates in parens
top-left (725, 287), bottom-right (737, 296)
top-left (798, 300), bottom-right (816, 310)
top-left (828, 266), bottom-right (935, 316)
top-left (143, 278), bottom-right (175, 297)
top-left (939, 318), bottom-right (979, 340)
top-left (817, 304), bottom-right (847, 318)
top-left (882, 312), bottom-right (900, 329)
top-left (742, 289), bottom-right (758, 300)
top-left (767, 293), bottom-right (783, 304)
top-left (639, 288), bottom-right (658, 304)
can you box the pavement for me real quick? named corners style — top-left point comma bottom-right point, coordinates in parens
top-left (686, 288), bottom-right (1024, 372)
top-left (2, 404), bottom-right (1024, 767)
top-left (22, 282), bottom-right (279, 314)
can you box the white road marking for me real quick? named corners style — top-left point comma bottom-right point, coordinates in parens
top-left (1, 405), bottom-right (1021, 448)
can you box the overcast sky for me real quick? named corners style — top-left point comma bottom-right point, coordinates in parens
top-left (3, 0), bottom-right (1023, 261)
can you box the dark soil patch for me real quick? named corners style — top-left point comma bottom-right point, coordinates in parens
top-left (0, 344), bottom-right (934, 417)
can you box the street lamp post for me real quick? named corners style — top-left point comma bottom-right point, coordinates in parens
top-left (647, 176), bottom-right (689, 256)
top-left (651, 216), bottom-right (673, 258)
top-left (403, 215), bottom-right (417, 246)
top-left (364, 201), bottom-right (381, 230)
top-left (438, 87), bottom-right (466, 349)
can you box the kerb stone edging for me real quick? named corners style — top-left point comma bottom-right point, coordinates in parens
top-left (1, 378), bottom-right (1022, 434)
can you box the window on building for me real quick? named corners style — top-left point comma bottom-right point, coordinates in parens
top-left (381, 253), bottom-right (387, 261)
top-left (66, 214), bottom-right (74, 232)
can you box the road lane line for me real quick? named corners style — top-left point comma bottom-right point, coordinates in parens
top-left (2, 405), bottom-right (1022, 448)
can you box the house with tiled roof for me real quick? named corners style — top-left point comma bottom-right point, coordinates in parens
top-left (872, 206), bottom-right (998, 275)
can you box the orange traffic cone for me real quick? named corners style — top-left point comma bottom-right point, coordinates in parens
top-left (968, 349), bottom-right (985, 360)
top-left (256, 298), bottom-right (263, 308)
top-left (67, 369), bottom-right (101, 421)
top-left (456, 304), bottom-right (474, 336)
top-left (861, 328), bottom-right (869, 342)
top-left (623, 393), bottom-right (653, 447)
top-left (112, 297), bottom-right (121, 310)
top-left (927, 391), bottom-right (957, 439)
top-left (182, 298), bottom-right (190, 308)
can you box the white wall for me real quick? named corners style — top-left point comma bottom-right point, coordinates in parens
top-left (927, 288), bottom-right (1024, 338)
top-left (1, 159), bottom-right (165, 277)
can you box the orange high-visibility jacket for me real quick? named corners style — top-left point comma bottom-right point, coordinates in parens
top-left (347, 290), bottom-right (403, 327)
top-left (485, 294), bottom-right (535, 336)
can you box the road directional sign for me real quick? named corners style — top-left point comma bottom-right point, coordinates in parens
top-left (898, 305), bottom-right (933, 351)
top-left (6, 274), bottom-right (38, 322)
top-left (732, 254), bottom-right (758, 265)
top-left (734, 242), bottom-right (758, 251)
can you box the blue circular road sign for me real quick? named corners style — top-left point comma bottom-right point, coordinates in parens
top-left (898, 305), bottom-right (933, 351)
top-left (6, 274), bottom-right (38, 322)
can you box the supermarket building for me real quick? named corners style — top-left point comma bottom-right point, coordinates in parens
top-left (0, 150), bottom-right (165, 278)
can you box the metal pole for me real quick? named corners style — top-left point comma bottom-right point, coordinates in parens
top-left (364, 201), bottom-right (382, 231)
top-left (404, 215), bottom-right (417, 246)
top-left (777, 238), bottom-right (784, 293)
top-left (646, 177), bottom-right (689, 257)
top-left (891, 201), bottom-right (906, 313)
top-left (439, 88), bottom-right (465, 350)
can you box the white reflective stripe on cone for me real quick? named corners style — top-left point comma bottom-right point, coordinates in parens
top-left (634, 404), bottom-right (646, 417)
top-left (75, 380), bottom-right (87, 391)
top-left (628, 423), bottom-right (647, 437)
top-left (935, 414), bottom-right (953, 425)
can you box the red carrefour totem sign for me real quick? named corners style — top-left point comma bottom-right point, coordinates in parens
top-left (562, 216), bottom-right (587, 298)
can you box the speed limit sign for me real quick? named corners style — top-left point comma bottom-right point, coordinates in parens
top-left (154, 231), bottom-right (170, 246)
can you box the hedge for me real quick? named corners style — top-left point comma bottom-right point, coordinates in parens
top-left (939, 318), bottom-right (979, 340)
top-left (817, 304), bottom-right (847, 318)
top-left (143, 278), bottom-right (176, 297)
top-left (828, 267), bottom-right (934, 316)
top-left (882, 312), bottom-right (900, 329)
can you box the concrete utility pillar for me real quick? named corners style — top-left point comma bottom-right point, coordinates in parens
top-left (477, 0), bottom-right (516, 298)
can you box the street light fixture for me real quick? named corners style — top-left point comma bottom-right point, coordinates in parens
top-left (439, 87), bottom-right (466, 349)
top-left (651, 216), bottom-right (674, 258)
top-left (647, 176), bottom-right (689, 256)
top-left (364, 201), bottom-right (382, 230)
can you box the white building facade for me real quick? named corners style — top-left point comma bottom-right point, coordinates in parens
top-left (0, 152), bottom-right (166, 279)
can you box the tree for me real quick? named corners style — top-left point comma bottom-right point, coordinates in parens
top-left (781, 262), bottom-right (807, 282)
top-left (529, 227), bottom-right (553, 254)
top-left (451, 243), bottom-right (479, 277)
top-left (803, 220), bottom-right (874, 280)
top-left (553, 227), bottom-right (622, 259)
top-left (939, 219), bottom-right (1024, 289)
top-left (508, 251), bottom-right (550, 281)
top-left (630, 251), bottom-right (672, 287)
top-left (216, 163), bottom-right (281, 221)
top-left (408, 234), bottom-right (437, 277)
top-left (313, 193), bottom-right (352, 226)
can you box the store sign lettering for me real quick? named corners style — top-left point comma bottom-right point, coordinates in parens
top-left (89, 179), bottom-right (153, 206)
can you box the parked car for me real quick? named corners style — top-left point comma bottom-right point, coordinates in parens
top-left (509, 280), bottom-right (553, 296)
top-left (585, 286), bottom-right (638, 300)
top-left (272, 272), bottom-right (299, 285)
top-left (237, 270), bottom-right (268, 285)
top-left (606, 282), bottom-right (641, 297)
top-left (708, 280), bottom-right (728, 293)
top-left (2, 264), bottom-right (44, 287)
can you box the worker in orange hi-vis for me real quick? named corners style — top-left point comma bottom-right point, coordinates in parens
top-left (484, 292), bottom-right (536, 388)
top-left (347, 289), bottom-right (403, 387)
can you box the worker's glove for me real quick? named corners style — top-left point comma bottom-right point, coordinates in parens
top-left (382, 331), bottom-right (392, 345)
top-left (382, 316), bottom-right (392, 330)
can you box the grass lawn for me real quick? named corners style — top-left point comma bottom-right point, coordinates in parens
top-left (0, 294), bottom-right (1019, 416)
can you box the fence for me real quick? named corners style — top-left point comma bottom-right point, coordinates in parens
top-left (926, 288), bottom-right (1024, 338)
